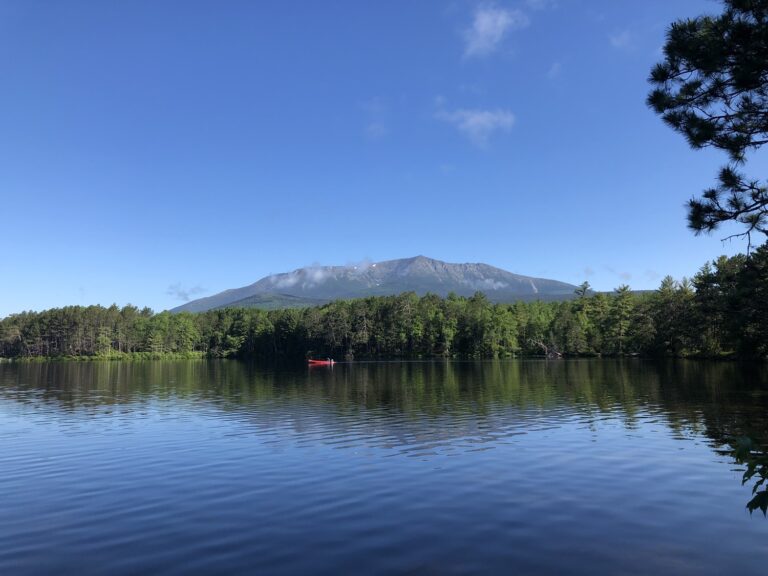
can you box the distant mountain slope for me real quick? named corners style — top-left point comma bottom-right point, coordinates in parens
top-left (171, 256), bottom-right (578, 313)
top-left (220, 293), bottom-right (330, 311)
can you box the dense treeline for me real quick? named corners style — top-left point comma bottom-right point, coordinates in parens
top-left (2, 245), bottom-right (767, 361)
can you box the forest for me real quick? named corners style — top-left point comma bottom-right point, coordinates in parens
top-left (1, 244), bottom-right (766, 361)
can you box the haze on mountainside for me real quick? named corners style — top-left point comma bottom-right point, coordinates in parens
top-left (171, 256), bottom-right (578, 313)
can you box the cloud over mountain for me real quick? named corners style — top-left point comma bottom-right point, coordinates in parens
top-left (171, 256), bottom-right (578, 313)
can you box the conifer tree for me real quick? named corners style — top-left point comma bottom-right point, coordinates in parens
top-left (648, 0), bottom-right (768, 242)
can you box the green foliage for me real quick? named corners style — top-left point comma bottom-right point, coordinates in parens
top-left (1, 245), bottom-right (767, 360)
top-left (692, 253), bottom-right (748, 354)
top-left (648, 0), bottom-right (768, 240)
top-left (733, 436), bottom-right (768, 515)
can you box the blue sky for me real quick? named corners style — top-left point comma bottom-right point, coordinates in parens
top-left (0, 0), bottom-right (755, 316)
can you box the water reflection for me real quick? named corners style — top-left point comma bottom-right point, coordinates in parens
top-left (2, 359), bottom-right (768, 511)
top-left (2, 359), bottom-right (765, 412)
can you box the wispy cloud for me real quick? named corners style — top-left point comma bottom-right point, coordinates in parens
top-left (360, 97), bottom-right (386, 115)
top-left (437, 105), bottom-right (515, 146)
top-left (609, 30), bottom-right (633, 49)
top-left (365, 121), bottom-right (388, 140)
top-left (167, 283), bottom-right (205, 302)
top-left (547, 61), bottom-right (562, 79)
top-left (464, 5), bottom-right (529, 58)
top-left (270, 266), bottom-right (334, 289)
top-left (360, 97), bottom-right (390, 140)
top-left (605, 266), bottom-right (633, 284)
top-left (644, 269), bottom-right (661, 282)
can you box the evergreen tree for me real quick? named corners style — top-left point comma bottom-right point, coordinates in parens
top-left (733, 243), bottom-right (768, 356)
top-left (648, 0), bottom-right (768, 241)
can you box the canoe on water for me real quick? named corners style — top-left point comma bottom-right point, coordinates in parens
top-left (308, 359), bottom-right (335, 366)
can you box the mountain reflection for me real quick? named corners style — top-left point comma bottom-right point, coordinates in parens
top-left (2, 359), bottom-right (767, 511)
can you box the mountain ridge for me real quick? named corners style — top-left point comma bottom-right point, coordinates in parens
top-left (170, 256), bottom-right (579, 313)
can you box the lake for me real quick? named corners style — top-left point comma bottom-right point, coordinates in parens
top-left (1, 359), bottom-right (767, 575)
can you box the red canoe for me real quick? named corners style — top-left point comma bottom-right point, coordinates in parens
top-left (308, 359), bottom-right (335, 366)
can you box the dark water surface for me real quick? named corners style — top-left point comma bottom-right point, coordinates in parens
top-left (1, 360), bottom-right (768, 575)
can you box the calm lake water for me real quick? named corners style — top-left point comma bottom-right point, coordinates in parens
top-left (1, 359), bottom-right (768, 575)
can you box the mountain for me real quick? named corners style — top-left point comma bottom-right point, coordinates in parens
top-left (219, 293), bottom-right (330, 311)
top-left (170, 256), bottom-right (579, 313)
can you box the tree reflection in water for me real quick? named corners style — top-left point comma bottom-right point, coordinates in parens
top-left (2, 358), bottom-right (768, 514)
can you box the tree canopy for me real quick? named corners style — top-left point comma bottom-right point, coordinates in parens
top-left (2, 244), bottom-right (768, 361)
top-left (648, 0), bottom-right (768, 242)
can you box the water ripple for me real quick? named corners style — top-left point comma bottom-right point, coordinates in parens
top-left (1, 359), bottom-right (767, 575)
